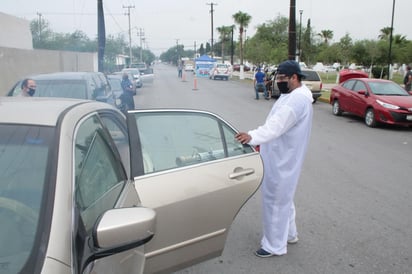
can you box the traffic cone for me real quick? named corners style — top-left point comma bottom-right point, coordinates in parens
top-left (192, 75), bottom-right (198, 90)
top-left (182, 71), bottom-right (187, 82)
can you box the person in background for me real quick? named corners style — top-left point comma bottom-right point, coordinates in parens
top-left (178, 61), bottom-right (183, 78)
top-left (403, 65), bottom-right (412, 92)
top-left (235, 60), bottom-right (313, 258)
top-left (19, 78), bottom-right (36, 97)
top-left (120, 73), bottom-right (135, 110)
top-left (254, 67), bottom-right (268, 100)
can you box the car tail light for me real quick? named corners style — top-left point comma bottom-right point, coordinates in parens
top-left (320, 82), bottom-right (323, 90)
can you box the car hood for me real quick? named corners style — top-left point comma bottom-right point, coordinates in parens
top-left (376, 94), bottom-right (412, 108)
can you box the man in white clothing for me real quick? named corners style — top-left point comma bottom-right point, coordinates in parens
top-left (235, 60), bottom-right (313, 258)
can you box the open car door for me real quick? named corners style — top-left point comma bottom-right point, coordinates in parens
top-left (126, 109), bottom-right (263, 274)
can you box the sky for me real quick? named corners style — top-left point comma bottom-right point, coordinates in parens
top-left (2, 0), bottom-right (411, 56)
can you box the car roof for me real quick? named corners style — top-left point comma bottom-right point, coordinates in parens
top-left (25, 71), bottom-right (103, 81)
top-left (0, 97), bottom-right (113, 126)
top-left (347, 78), bottom-right (392, 83)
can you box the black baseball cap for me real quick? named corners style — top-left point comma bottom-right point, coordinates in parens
top-left (277, 60), bottom-right (306, 79)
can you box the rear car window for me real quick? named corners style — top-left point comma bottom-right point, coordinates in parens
top-left (303, 70), bottom-right (320, 81)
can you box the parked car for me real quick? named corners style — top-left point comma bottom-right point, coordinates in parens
top-left (302, 69), bottom-right (323, 102)
top-left (271, 69), bottom-right (322, 102)
top-left (107, 74), bottom-right (124, 108)
top-left (184, 63), bottom-right (194, 71)
top-left (121, 68), bottom-right (143, 88)
top-left (111, 71), bottom-right (139, 94)
top-left (209, 63), bottom-right (231, 80)
top-left (130, 62), bottom-right (147, 71)
top-left (139, 67), bottom-right (155, 84)
top-left (232, 64), bottom-right (251, 72)
top-left (0, 97), bottom-right (263, 274)
top-left (330, 78), bottom-right (412, 127)
top-left (7, 72), bottom-right (116, 105)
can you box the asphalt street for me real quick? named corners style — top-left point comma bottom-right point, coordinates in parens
top-left (136, 64), bottom-right (412, 274)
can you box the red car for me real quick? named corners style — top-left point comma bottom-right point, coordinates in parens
top-left (330, 78), bottom-right (412, 127)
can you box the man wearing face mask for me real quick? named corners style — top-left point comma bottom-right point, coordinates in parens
top-left (235, 60), bottom-right (313, 258)
top-left (19, 78), bottom-right (36, 97)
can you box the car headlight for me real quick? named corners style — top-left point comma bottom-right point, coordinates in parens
top-left (376, 99), bottom-right (400, 110)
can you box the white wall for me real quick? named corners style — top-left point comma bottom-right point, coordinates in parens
top-left (0, 12), bottom-right (33, 50)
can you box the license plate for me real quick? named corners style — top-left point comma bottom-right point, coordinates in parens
top-left (406, 115), bottom-right (412, 121)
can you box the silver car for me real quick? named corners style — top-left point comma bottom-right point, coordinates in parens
top-left (0, 97), bottom-right (263, 274)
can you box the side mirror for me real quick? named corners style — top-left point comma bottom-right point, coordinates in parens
top-left (358, 90), bottom-right (367, 96)
top-left (81, 207), bottom-right (156, 272)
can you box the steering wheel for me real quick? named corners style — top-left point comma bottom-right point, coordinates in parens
top-left (0, 197), bottom-right (38, 226)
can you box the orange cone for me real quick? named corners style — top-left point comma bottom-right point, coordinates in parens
top-left (192, 75), bottom-right (198, 90)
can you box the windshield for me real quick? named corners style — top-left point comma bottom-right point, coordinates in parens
top-left (369, 82), bottom-right (409, 96)
top-left (0, 124), bottom-right (54, 274)
top-left (33, 79), bottom-right (88, 99)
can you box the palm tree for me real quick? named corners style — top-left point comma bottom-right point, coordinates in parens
top-left (378, 27), bottom-right (393, 40)
top-left (318, 29), bottom-right (333, 45)
top-left (232, 11), bottom-right (251, 65)
top-left (216, 25), bottom-right (233, 62)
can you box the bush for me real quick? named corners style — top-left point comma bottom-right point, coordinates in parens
top-left (371, 66), bottom-right (388, 78)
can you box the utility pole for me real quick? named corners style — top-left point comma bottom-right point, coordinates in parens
top-left (136, 28), bottom-right (145, 62)
top-left (231, 25), bottom-right (234, 65)
top-left (176, 39), bottom-right (180, 64)
top-left (97, 0), bottom-right (105, 73)
top-left (298, 10), bottom-right (303, 62)
top-left (387, 0), bottom-right (395, 80)
top-left (206, 3), bottom-right (217, 57)
top-left (123, 5), bottom-right (135, 67)
top-left (288, 0), bottom-right (297, 61)
top-left (36, 12), bottom-right (42, 42)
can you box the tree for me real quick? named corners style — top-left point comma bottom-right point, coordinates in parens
top-left (216, 25), bottom-right (233, 61)
top-left (338, 33), bottom-right (353, 66)
top-left (378, 27), bottom-right (393, 40)
top-left (232, 11), bottom-right (251, 65)
top-left (318, 29), bottom-right (333, 45)
top-left (244, 15), bottom-right (289, 65)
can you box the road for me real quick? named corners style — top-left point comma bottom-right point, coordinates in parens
top-left (136, 64), bottom-right (412, 274)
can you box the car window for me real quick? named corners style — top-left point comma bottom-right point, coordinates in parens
top-left (133, 111), bottom-right (254, 174)
top-left (302, 70), bottom-right (320, 81)
top-left (368, 81), bottom-right (409, 96)
top-left (28, 79), bottom-right (88, 99)
top-left (342, 79), bottom-right (356, 90)
top-left (100, 114), bottom-right (130, 177)
top-left (353, 81), bottom-right (367, 92)
top-left (74, 115), bottom-right (127, 232)
top-left (0, 124), bottom-right (53, 273)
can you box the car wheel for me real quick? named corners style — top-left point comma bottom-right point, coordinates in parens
top-left (332, 100), bottom-right (343, 116)
top-left (365, 108), bottom-right (377, 127)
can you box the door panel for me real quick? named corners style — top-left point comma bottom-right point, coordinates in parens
top-left (139, 154), bottom-right (262, 274)
top-left (128, 110), bottom-right (263, 274)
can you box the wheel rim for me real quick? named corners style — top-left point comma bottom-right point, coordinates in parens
top-left (365, 110), bottom-right (374, 126)
top-left (333, 101), bottom-right (339, 114)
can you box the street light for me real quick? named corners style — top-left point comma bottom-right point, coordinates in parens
top-left (298, 10), bottom-right (303, 62)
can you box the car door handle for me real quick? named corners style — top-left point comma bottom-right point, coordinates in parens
top-left (229, 168), bottom-right (255, 179)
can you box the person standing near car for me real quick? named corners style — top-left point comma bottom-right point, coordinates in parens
top-left (121, 73), bottom-right (135, 110)
top-left (403, 65), bottom-right (412, 92)
top-left (19, 78), bottom-right (36, 97)
top-left (235, 60), bottom-right (313, 258)
top-left (254, 67), bottom-right (268, 100)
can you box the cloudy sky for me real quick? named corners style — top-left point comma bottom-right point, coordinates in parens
top-left (2, 0), bottom-right (411, 56)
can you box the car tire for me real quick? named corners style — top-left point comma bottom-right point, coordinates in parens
top-left (332, 100), bottom-right (343, 116)
top-left (365, 108), bottom-right (377, 127)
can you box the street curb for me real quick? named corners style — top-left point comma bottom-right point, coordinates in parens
top-left (318, 97), bottom-right (330, 104)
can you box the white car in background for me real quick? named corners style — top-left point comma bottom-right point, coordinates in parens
top-left (209, 63), bottom-right (231, 80)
